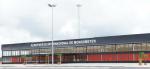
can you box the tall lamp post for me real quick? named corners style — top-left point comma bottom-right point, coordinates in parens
top-left (75, 4), bottom-right (82, 62)
top-left (48, 4), bottom-right (56, 64)
top-left (76, 4), bottom-right (82, 38)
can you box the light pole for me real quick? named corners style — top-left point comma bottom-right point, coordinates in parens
top-left (48, 4), bottom-right (56, 64)
top-left (76, 4), bottom-right (82, 38)
top-left (75, 4), bottom-right (82, 62)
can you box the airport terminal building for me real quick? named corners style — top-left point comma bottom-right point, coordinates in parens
top-left (2, 33), bottom-right (150, 64)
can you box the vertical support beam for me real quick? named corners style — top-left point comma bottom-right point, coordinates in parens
top-left (11, 50), bottom-right (12, 64)
top-left (19, 50), bottom-right (21, 63)
top-left (48, 55), bottom-right (49, 64)
top-left (127, 44), bottom-right (129, 61)
top-left (132, 43), bottom-right (135, 61)
top-left (86, 54), bottom-right (88, 62)
top-left (2, 50), bottom-right (3, 64)
top-left (73, 55), bottom-right (76, 62)
top-left (60, 54), bottom-right (62, 64)
top-left (141, 43), bottom-right (142, 51)
top-left (36, 56), bottom-right (38, 64)
top-left (101, 53), bottom-right (102, 61)
top-left (146, 42), bottom-right (148, 51)
top-left (115, 44), bottom-right (118, 62)
top-left (86, 46), bottom-right (88, 62)
top-left (38, 48), bottom-right (40, 63)
top-left (47, 48), bottom-right (50, 64)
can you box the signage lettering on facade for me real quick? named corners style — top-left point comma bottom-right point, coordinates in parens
top-left (31, 39), bottom-right (96, 47)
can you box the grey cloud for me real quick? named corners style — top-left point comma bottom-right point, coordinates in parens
top-left (1, 0), bottom-right (150, 43)
top-left (1, 0), bottom-right (150, 57)
top-left (19, 17), bottom-right (50, 39)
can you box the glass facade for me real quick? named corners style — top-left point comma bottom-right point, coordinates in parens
top-left (147, 42), bottom-right (150, 51)
top-left (2, 42), bottom-right (150, 56)
top-left (2, 42), bottom-right (150, 63)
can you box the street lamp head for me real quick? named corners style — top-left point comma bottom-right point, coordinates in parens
top-left (48, 4), bottom-right (56, 7)
top-left (77, 4), bottom-right (82, 7)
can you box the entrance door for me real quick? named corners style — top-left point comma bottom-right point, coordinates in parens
top-left (62, 54), bottom-right (87, 63)
top-left (75, 54), bottom-right (86, 62)
top-left (62, 54), bottom-right (74, 63)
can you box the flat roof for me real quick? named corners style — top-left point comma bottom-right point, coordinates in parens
top-left (3, 33), bottom-right (150, 45)
top-left (2, 33), bottom-right (150, 50)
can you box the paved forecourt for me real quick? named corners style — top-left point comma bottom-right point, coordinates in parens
top-left (0, 63), bottom-right (150, 69)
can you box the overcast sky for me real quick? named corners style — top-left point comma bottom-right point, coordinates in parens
top-left (0, 0), bottom-right (150, 57)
